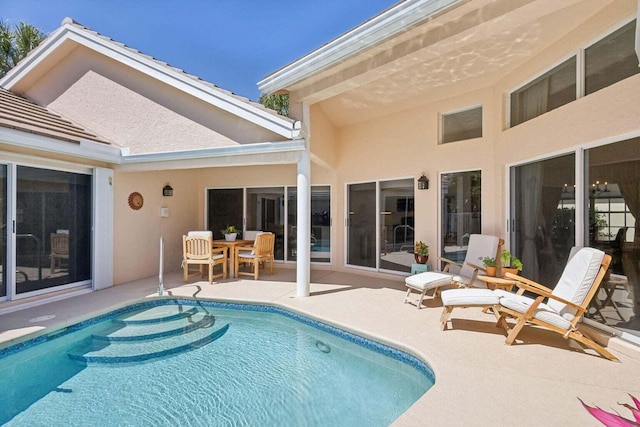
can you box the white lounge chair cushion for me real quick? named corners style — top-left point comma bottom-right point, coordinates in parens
top-left (547, 247), bottom-right (604, 320)
top-left (496, 291), bottom-right (572, 330)
top-left (458, 234), bottom-right (499, 279)
top-left (405, 272), bottom-right (453, 291)
top-left (441, 288), bottom-right (500, 306)
top-left (212, 254), bottom-right (225, 261)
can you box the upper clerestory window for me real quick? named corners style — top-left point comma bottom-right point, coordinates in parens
top-left (509, 19), bottom-right (638, 128)
top-left (585, 20), bottom-right (638, 95)
top-left (441, 105), bottom-right (483, 144)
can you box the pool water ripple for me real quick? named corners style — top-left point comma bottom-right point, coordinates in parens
top-left (1, 299), bottom-right (434, 426)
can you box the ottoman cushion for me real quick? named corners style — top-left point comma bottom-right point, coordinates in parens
top-left (405, 272), bottom-right (452, 290)
top-left (441, 288), bottom-right (500, 306)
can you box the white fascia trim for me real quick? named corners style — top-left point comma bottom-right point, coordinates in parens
top-left (120, 139), bottom-right (306, 164)
top-left (258, 0), bottom-right (461, 94)
top-left (1, 23), bottom-right (298, 139)
top-left (0, 127), bottom-right (124, 162)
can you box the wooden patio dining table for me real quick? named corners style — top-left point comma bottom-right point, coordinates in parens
top-left (212, 239), bottom-right (254, 277)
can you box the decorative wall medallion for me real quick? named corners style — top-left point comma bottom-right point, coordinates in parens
top-left (128, 192), bottom-right (144, 210)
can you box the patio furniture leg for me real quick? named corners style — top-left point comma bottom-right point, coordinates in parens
top-left (440, 306), bottom-right (454, 330)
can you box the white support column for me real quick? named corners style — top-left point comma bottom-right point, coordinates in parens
top-left (296, 148), bottom-right (311, 297)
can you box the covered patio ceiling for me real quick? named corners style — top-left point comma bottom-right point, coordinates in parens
top-left (263, 0), bottom-right (617, 127)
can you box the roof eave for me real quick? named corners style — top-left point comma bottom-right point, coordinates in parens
top-left (1, 19), bottom-right (299, 140)
top-left (257, 0), bottom-right (462, 95)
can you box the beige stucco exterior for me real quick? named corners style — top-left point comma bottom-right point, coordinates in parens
top-left (2, 1), bottom-right (640, 320)
top-left (267, 0), bottom-right (640, 278)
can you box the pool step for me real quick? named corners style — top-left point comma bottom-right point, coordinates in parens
top-left (67, 305), bottom-right (228, 364)
top-left (113, 306), bottom-right (199, 325)
top-left (68, 324), bottom-right (229, 364)
top-left (92, 313), bottom-right (215, 342)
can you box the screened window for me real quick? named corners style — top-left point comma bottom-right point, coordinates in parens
top-left (441, 106), bottom-right (483, 143)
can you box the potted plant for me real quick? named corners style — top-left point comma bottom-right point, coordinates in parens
top-left (500, 249), bottom-right (523, 276)
top-left (480, 256), bottom-right (497, 277)
top-left (221, 225), bottom-right (240, 241)
top-left (414, 241), bottom-right (429, 264)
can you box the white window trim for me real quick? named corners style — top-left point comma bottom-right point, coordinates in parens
top-left (439, 104), bottom-right (483, 144)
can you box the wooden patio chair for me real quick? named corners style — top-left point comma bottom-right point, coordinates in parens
top-left (50, 232), bottom-right (69, 273)
top-left (441, 247), bottom-right (617, 361)
top-left (404, 234), bottom-right (503, 308)
top-left (182, 232), bottom-right (227, 284)
top-left (234, 232), bottom-right (275, 280)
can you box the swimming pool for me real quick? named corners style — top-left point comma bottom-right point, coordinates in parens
top-left (0, 299), bottom-right (434, 426)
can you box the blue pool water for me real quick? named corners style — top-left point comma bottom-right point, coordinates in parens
top-left (0, 299), bottom-right (434, 426)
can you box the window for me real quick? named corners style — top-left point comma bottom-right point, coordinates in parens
top-left (441, 171), bottom-right (481, 264)
top-left (585, 20), bottom-right (638, 95)
top-left (510, 20), bottom-right (638, 127)
top-left (510, 57), bottom-right (576, 127)
top-left (441, 106), bottom-right (483, 143)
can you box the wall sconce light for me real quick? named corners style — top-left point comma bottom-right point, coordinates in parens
top-left (417, 173), bottom-right (429, 190)
top-left (162, 184), bottom-right (173, 197)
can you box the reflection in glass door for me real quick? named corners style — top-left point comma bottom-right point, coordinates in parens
top-left (510, 154), bottom-right (575, 285)
top-left (585, 138), bottom-right (639, 337)
top-left (246, 187), bottom-right (285, 260)
top-left (441, 171), bottom-right (481, 264)
top-left (287, 186), bottom-right (331, 263)
top-left (207, 188), bottom-right (243, 240)
top-left (379, 179), bottom-right (414, 273)
top-left (347, 182), bottom-right (376, 268)
top-left (15, 166), bottom-right (92, 295)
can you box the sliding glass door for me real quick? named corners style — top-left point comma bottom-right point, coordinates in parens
top-left (585, 138), bottom-right (639, 334)
top-left (246, 187), bottom-right (285, 260)
top-left (347, 179), bottom-right (415, 273)
top-left (440, 170), bottom-right (481, 264)
top-left (207, 188), bottom-right (243, 241)
top-left (510, 155), bottom-right (574, 285)
top-left (207, 186), bottom-right (331, 263)
top-left (0, 165), bottom-right (6, 298)
top-left (509, 141), bottom-right (639, 339)
top-left (15, 166), bottom-right (92, 295)
top-left (347, 183), bottom-right (376, 268)
top-left (288, 186), bottom-right (331, 263)
top-left (379, 179), bottom-right (414, 273)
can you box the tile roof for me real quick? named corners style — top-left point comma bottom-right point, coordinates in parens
top-left (63, 18), bottom-right (296, 127)
top-left (0, 88), bottom-right (112, 145)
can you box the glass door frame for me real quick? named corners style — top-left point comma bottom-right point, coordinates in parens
top-left (344, 177), bottom-right (415, 275)
top-left (506, 142), bottom-right (640, 346)
top-left (2, 160), bottom-right (95, 303)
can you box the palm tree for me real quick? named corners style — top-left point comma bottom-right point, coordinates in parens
top-left (259, 93), bottom-right (289, 117)
top-left (0, 20), bottom-right (46, 77)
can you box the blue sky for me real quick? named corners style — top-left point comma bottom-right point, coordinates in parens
top-left (1, 0), bottom-right (398, 100)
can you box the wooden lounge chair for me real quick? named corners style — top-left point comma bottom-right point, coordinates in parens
top-left (441, 247), bottom-right (618, 361)
top-left (404, 234), bottom-right (502, 308)
top-left (234, 232), bottom-right (275, 280)
top-left (182, 231), bottom-right (227, 284)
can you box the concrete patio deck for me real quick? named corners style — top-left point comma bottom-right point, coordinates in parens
top-left (1, 267), bottom-right (639, 426)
